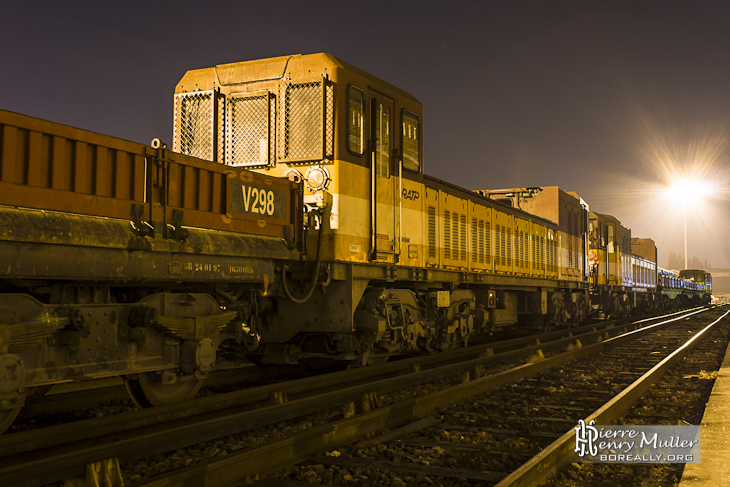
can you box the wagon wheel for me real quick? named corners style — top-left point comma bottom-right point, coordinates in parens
top-left (0, 406), bottom-right (21, 435)
top-left (124, 372), bottom-right (204, 408)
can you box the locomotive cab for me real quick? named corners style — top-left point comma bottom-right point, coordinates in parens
top-left (174, 54), bottom-right (425, 267)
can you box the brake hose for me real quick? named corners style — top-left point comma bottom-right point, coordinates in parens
top-left (281, 210), bottom-right (325, 304)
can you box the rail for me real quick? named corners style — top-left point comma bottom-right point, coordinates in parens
top-left (495, 307), bottom-right (730, 487)
top-left (0, 308), bottom-right (709, 486)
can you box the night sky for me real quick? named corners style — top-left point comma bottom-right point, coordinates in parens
top-left (3, 1), bottom-right (730, 267)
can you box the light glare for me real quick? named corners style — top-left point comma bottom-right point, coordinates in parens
top-left (665, 178), bottom-right (716, 206)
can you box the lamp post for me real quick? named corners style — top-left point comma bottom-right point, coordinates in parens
top-left (667, 178), bottom-right (713, 270)
top-left (683, 202), bottom-right (687, 270)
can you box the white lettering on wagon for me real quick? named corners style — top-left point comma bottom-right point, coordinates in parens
top-left (229, 264), bottom-right (255, 276)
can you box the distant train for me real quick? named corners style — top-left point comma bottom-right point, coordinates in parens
top-left (0, 53), bottom-right (711, 433)
top-left (472, 189), bottom-right (710, 318)
top-left (587, 212), bottom-right (711, 316)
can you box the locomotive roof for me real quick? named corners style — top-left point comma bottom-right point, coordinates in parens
top-left (176, 53), bottom-right (422, 105)
top-left (423, 174), bottom-right (557, 228)
top-left (589, 211), bottom-right (631, 230)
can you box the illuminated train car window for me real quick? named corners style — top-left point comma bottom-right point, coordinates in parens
top-left (348, 86), bottom-right (364, 155)
top-left (402, 110), bottom-right (420, 171)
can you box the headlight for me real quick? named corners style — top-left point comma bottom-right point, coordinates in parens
top-left (305, 165), bottom-right (330, 192)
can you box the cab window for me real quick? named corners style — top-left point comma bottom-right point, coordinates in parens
top-left (348, 86), bottom-right (364, 155)
top-left (402, 111), bottom-right (420, 171)
top-left (375, 102), bottom-right (390, 178)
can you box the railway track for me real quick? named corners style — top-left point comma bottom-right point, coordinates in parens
top-left (5, 313), bottom-right (679, 428)
top-left (5, 315), bottom-right (623, 430)
top-left (13, 364), bottom-right (305, 424)
top-left (251, 306), bottom-right (729, 487)
top-left (538, 311), bottom-right (730, 487)
top-left (0, 308), bottom-right (718, 487)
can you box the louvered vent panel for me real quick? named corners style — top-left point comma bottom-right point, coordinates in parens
top-left (460, 214), bottom-right (467, 262)
top-left (567, 214), bottom-right (572, 270)
top-left (478, 219), bottom-right (485, 264)
top-left (519, 231), bottom-right (525, 269)
top-left (428, 206), bottom-right (437, 259)
top-left (506, 227), bottom-right (512, 267)
top-left (485, 221), bottom-right (491, 264)
top-left (494, 225), bottom-right (499, 265)
top-left (471, 217), bottom-right (478, 263)
top-left (443, 210), bottom-right (451, 260)
top-left (452, 212), bottom-right (459, 263)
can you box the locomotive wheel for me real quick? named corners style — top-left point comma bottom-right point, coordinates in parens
top-left (124, 372), bottom-right (204, 408)
top-left (0, 406), bottom-right (21, 434)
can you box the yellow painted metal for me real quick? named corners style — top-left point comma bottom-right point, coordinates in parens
top-left (174, 53), bottom-right (579, 287)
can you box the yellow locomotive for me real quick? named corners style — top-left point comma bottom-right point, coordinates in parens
top-left (175, 53), bottom-right (591, 364)
top-left (0, 53), bottom-right (712, 433)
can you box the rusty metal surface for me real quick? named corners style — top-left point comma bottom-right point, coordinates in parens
top-left (0, 109), bottom-right (303, 247)
top-left (0, 206), bottom-right (294, 282)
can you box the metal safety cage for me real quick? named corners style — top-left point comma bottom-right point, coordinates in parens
top-left (173, 90), bottom-right (225, 162)
top-left (278, 78), bottom-right (334, 164)
top-left (225, 91), bottom-right (276, 167)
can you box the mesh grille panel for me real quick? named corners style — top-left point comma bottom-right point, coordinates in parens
top-left (325, 84), bottom-right (334, 156)
top-left (174, 92), bottom-right (216, 160)
top-left (217, 96), bottom-right (226, 163)
top-left (226, 93), bottom-right (274, 166)
top-left (280, 80), bottom-right (332, 162)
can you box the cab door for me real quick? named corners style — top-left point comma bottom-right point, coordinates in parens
top-left (369, 93), bottom-right (398, 262)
